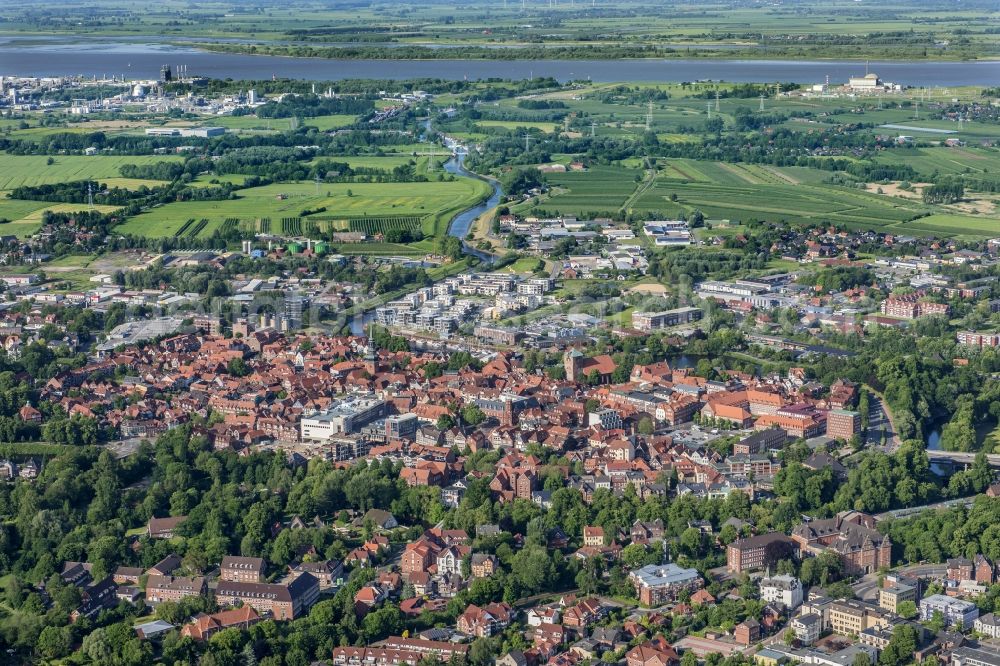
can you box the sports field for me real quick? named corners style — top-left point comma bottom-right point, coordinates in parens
top-left (0, 155), bottom-right (180, 189)
top-left (113, 178), bottom-right (491, 238)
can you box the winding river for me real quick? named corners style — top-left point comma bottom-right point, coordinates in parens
top-left (442, 152), bottom-right (503, 264)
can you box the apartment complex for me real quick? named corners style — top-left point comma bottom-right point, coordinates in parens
top-left (880, 292), bottom-right (949, 319)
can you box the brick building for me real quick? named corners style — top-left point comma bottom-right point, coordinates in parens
top-left (145, 575), bottom-right (207, 604)
top-left (726, 533), bottom-right (798, 573)
top-left (791, 511), bottom-right (890, 575)
top-left (220, 556), bottom-right (266, 583)
top-left (827, 409), bottom-right (861, 440)
top-left (215, 572), bottom-right (319, 620)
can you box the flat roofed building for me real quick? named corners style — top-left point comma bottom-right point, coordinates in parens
top-left (628, 563), bottom-right (703, 606)
top-left (953, 646), bottom-right (1000, 666)
top-left (920, 594), bottom-right (978, 630)
top-left (632, 307), bottom-right (703, 332)
top-left (879, 583), bottom-right (917, 613)
top-left (300, 395), bottom-right (387, 439)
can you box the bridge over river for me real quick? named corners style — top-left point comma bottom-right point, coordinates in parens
top-left (925, 449), bottom-right (1000, 469)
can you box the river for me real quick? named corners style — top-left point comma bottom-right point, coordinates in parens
top-left (1, 36), bottom-right (998, 85)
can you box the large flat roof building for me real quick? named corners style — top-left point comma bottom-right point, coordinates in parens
top-left (301, 395), bottom-right (387, 440)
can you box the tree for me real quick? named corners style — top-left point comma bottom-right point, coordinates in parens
top-left (436, 414), bottom-right (455, 431)
top-left (853, 653), bottom-right (873, 666)
top-left (468, 639), bottom-right (494, 666)
top-left (227, 357), bottom-right (249, 377)
top-left (461, 404), bottom-right (486, 427)
top-left (896, 600), bottom-right (917, 619)
top-left (879, 624), bottom-right (917, 666)
top-left (37, 625), bottom-right (72, 660)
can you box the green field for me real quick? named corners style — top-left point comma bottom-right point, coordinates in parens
top-left (114, 178), bottom-right (491, 238)
top-left (0, 154), bottom-right (182, 189)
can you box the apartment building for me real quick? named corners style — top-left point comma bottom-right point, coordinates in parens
top-left (919, 595), bottom-right (978, 630)
top-left (880, 292), bottom-right (949, 319)
top-left (759, 574), bottom-right (803, 610)
top-left (957, 331), bottom-right (1000, 349)
top-left (628, 563), bottom-right (703, 606)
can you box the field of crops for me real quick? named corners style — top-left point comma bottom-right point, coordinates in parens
top-left (874, 147), bottom-right (1000, 184)
top-left (113, 179), bottom-right (489, 238)
top-left (527, 165), bottom-right (643, 217)
top-left (0, 154), bottom-right (180, 189)
top-left (894, 214), bottom-right (1000, 239)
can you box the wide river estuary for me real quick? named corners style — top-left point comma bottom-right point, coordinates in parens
top-left (2, 37), bottom-right (998, 85)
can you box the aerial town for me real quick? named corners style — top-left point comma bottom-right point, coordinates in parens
top-left (1, 0), bottom-right (1000, 665)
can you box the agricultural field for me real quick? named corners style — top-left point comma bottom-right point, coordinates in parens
top-left (873, 146), bottom-right (1000, 184)
top-left (114, 178), bottom-right (491, 239)
top-left (207, 114), bottom-right (359, 132)
top-left (634, 172), bottom-right (928, 228)
top-left (523, 165), bottom-right (644, 218)
top-left (475, 120), bottom-right (559, 133)
top-left (895, 214), bottom-right (1000, 239)
top-left (0, 154), bottom-right (181, 189)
